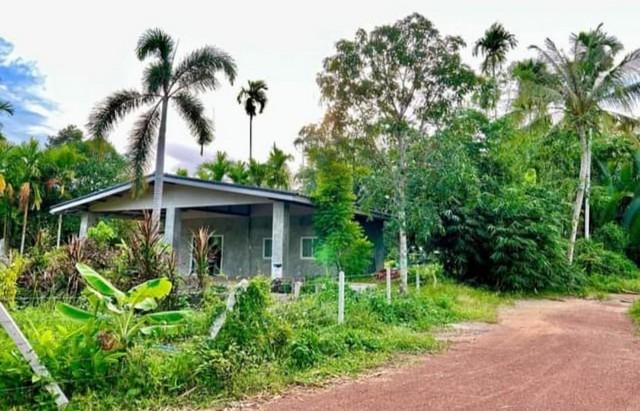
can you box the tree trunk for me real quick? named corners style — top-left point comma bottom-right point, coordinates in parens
top-left (567, 125), bottom-right (589, 263)
top-left (249, 115), bottom-right (253, 162)
top-left (56, 213), bottom-right (63, 248)
top-left (584, 130), bottom-right (592, 240)
top-left (397, 140), bottom-right (409, 294)
top-left (151, 97), bottom-right (170, 225)
top-left (2, 202), bottom-right (8, 256)
top-left (20, 206), bottom-right (28, 255)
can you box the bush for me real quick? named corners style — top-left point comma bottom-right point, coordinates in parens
top-left (575, 238), bottom-right (638, 278)
top-left (0, 254), bottom-right (24, 307)
top-left (432, 186), bottom-right (583, 292)
top-left (87, 221), bottom-right (117, 247)
top-left (593, 222), bottom-right (629, 254)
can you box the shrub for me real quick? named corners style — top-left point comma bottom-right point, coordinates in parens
top-left (432, 186), bottom-right (583, 292)
top-left (593, 222), bottom-right (629, 254)
top-left (0, 254), bottom-right (24, 307)
top-left (87, 221), bottom-right (117, 247)
top-left (575, 238), bottom-right (638, 278)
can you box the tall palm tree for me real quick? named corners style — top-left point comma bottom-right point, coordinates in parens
top-left (516, 25), bottom-right (640, 262)
top-left (473, 23), bottom-right (518, 119)
top-left (265, 144), bottom-right (293, 190)
top-left (196, 151), bottom-right (230, 181)
top-left (237, 80), bottom-right (268, 161)
top-left (12, 140), bottom-right (55, 254)
top-left (473, 23), bottom-right (518, 77)
top-left (87, 28), bottom-right (236, 223)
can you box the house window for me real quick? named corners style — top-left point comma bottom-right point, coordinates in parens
top-left (263, 238), bottom-right (272, 259)
top-left (300, 237), bottom-right (319, 260)
top-left (191, 234), bottom-right (224, 275)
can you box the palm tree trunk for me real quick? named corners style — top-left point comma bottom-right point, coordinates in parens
top-left (56, 213), bottom-right (63, 248)
top-left (568, 125), bottom-right (588, 263)
top-left (398, 138), bottom-right (409, 294)
top-left (584, 130), bottom-right (592, 240)
top-left (2, 202), bottom-right (8, 256)
top-left (152, 97), bottom-right (170, 225)
top-left (249, 115), bottom-right (253, 162)
top-left (20, 206), bottom-right (28, 254)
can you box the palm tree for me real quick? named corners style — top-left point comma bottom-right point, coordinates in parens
top-left (12, 139), bottom-right (55, 254)
top-left (265, 144), bottom-right (293, 190)
top-left (247, 159), bottom-right (268, 187)
top-left (473, 23), bottom-right (518, 119)
top-left (0, 100), bottom-right (14, 140)
top-left (87, 28), bottom-right (236, 223)
top-left (227, 161), bottom-right (249, 185)
top-left (196, 151), bottom-right (230, 181)
top-left (237, 80), bottom-right (268, 161)
top-left (516, 25), bottom-right (640, 262)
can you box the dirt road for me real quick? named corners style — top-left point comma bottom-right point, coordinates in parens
top-left (262, 296), bottom-right (640, 411)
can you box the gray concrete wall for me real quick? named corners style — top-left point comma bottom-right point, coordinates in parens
top-left (176, 207), bottom-right (384, 279)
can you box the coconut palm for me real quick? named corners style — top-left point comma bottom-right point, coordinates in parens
top-left (237, 80), bottom-right (268, 161)
top-left (196, 151), bottom-right (230, 181)
top-left (87, 28), bottom-right (236, 223)
top-left (516, 24), bottom-right (640, 262)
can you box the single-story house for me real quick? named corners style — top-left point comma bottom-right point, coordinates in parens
top-left (50, 174), bottom-right (386, 279)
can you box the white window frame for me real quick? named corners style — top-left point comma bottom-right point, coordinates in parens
top-left (263, 237), bottom-right (273, 260)
top-left (300, 236), bottom-right (318, 260)
top-left (189, 234), bottom-right (224, 274)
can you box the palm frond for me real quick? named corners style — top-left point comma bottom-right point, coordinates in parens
top-left (143, 61), bottom-right (172, 94)
top-left (172, 92), bottom-right (214, 154)
top-left (127, 104), bottom-right (162, 195)
top-left (172, 46), bottom-right (237, 93)
top-left (237, 80), bottom-right (269, 116)
top-left (136, 28), bottom-right (175, 62)
top-left (0, 101), bottom-right (14, 115)
top-left (87, 90), bottom-right (155, 138)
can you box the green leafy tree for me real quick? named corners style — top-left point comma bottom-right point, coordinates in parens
top-left (247, 159), bottom-right (268, 187)
top-left (312, 149), bottom-right (372, 275)
top-left (46, 124), bottom-right (84, 147)
top-left (87, 28), bottom-right (237, 223)
top-left (312, 13), bottom-right (476, 291)
top-left (516, 24), bottom-right (640, 261)
top-left (227, 161), bottom-right (249, 185)
top-left (175, 167), bottom-right (189, 177)
top-left (237, 80), bottom-right (268, 161)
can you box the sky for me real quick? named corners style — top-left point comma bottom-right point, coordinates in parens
top-left (1, 0), bottom-right (639, 172)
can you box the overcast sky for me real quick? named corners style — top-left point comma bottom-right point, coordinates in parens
top-left (1, 0), bottom-right (639, 172)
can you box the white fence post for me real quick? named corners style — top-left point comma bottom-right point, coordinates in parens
top-left (209, 279), bottom-right (249, 340)
top-left (293, 280), bottom-right (302, 300)
top-left (338, 271), bottom-right (345, 324)
top-left (386, 267), bottom-right (392, 303)
top-left (0, 303), bottom-right (69, 408)
top-left (416, 264), bottom-right (420, 291)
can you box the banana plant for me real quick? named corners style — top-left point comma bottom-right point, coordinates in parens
top-left (57, 263), bottom-right (188, 348)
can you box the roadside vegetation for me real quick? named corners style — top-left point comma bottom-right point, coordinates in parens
top-left (2, 12), bottom-right (640, 410)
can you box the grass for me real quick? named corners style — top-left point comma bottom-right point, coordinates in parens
top-left (630, 300), bottom-right (640, 327)
top-left (0, 280), bottom-right (505, 410)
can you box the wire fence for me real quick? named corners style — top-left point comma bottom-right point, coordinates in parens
top-left (1, 269), bottom-right (422, 406)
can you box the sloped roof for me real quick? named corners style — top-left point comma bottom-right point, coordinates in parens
top-left (49, 174), bottom-right (386, 220)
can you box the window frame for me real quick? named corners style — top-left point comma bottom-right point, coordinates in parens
top-left (300, 236), bottom-right (319, 260)
top-left (263, 237), bottom-right (273, 260)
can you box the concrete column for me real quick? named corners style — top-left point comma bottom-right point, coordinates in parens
top-left (163, 207), bottom-right (182, 249)
top-left (271, 201), bottom-right (290, 279)
top-left (78, 212), bottom-right (97, 239)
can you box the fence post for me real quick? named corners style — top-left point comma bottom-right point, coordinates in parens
top-left (209, 279), bottom-right (248, 340)
top-left (386, 267), bottom-right (392, 303)
top-left (0, 303), bottom-right (69, 408)
top-left (416, 264), bottom-right (420, 291)
top-left (293, 280), bottom-right (302, 300)
top-left (338, 271), bottom-right (345, 324)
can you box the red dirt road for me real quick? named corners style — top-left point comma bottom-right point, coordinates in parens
top-left (262, 297), bottom-right (640, 411)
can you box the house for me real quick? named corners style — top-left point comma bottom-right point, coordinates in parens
top-left (49, 174), bottom-right (386, 279)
